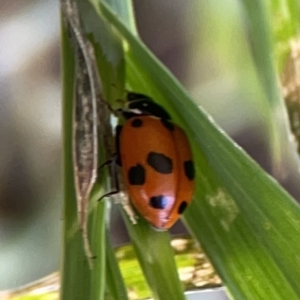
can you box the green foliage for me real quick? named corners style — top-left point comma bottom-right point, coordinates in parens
top-left (61, 0), bottom-right (300, 299)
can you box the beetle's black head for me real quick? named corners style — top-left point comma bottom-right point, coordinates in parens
top-left (122, 92), bottom-right (171, 120)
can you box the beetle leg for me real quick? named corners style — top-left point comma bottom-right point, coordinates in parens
top-left (98, 154), bottom-right (120, 201)
top-left (98, 123), bottom-right (123, 201)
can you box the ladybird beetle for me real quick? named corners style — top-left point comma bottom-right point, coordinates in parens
top-left (115, 92), bottom-right (195, 229)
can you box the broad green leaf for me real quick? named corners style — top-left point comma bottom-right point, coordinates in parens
top-left (99, 2), bottom-right (300, 299)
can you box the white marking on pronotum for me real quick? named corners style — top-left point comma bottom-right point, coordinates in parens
top-left (61, 0), bottom-right (101, 269)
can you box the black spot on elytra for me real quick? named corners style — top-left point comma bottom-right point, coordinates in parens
top-left (160, 119), bottom-right (174, 131)
top-left (147, 152), bottom-right (173, 174)
top-left (149, 195), bottom-right (168, 209)
top-left (131, 118), bottom-right (143, 127)
top-left (178, 201), bottom-right (188, 214)
top-left (184, 160), bottom-right (195, 180)
top-left (128, 164), bottom-right (145, 185)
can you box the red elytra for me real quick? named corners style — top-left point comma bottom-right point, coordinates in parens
top-left (116, 92), bottom-right (195, 229)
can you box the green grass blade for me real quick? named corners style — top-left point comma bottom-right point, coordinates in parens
top-left (99, 2), bottom-right (300, 299)
top-left (90, 200), bottom-right (106, 300)
top-left (60, 12), bottom-right (93, 299)
top-left (105, 232), bottom-right (129, 300)
top-left (102, 0), bottom-right (137, 35)
top-left (61, 6), bottom-right (106, 300)
top-left (77, 0), bottom-right (125, 101)
top-left (240, 0), bottom-right (279, 106)
top-left (120, 208), bottom-right (185, 300)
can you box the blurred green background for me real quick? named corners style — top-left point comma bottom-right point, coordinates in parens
top-left (0, 0), bottom-right (299, 291)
